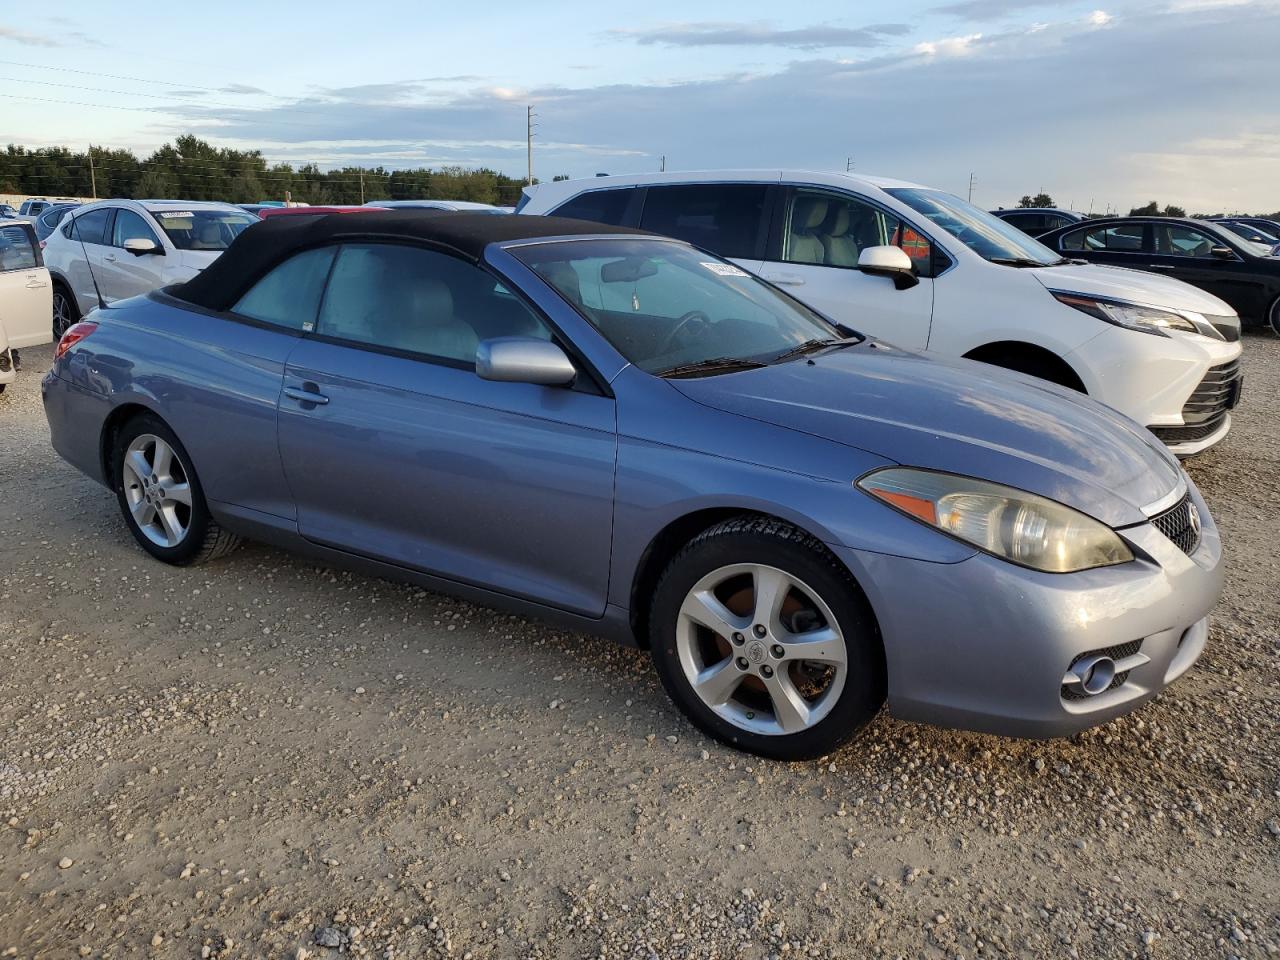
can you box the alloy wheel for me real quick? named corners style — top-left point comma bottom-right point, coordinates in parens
top-left (675, 563), bottom-right (848, 736)
top-left (120, 434), bottom-right (194, 548)
top-left (52, 292), bottom-right (73, 339)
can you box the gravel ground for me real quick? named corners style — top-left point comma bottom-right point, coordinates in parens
top-left (1, 335), bottom-right (1277, 960)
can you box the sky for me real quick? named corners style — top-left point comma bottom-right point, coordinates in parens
top-left (2, 0), bottom-right (1278, 213)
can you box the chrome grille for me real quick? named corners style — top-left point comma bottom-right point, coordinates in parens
top-left (1151, 493), bottom-right (1201, 555)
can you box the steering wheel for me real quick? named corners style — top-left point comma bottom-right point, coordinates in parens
top-left (657, 310), bottom-right (711, 356)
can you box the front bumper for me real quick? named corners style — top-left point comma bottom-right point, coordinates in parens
top-left (837, 479), bottom-right (1223, 738)
top-left (1068, 327), bottom-right (1241, 456)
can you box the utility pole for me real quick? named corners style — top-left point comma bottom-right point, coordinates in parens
top-left (88, 145), bottom-right (97, 200)
top-left (660, 155), bottom-right (665, 172)
top-left (526, 105), bottom-right (537, 186)
top-left (846, 157), bottom-right (854, 172)
top-left (359, 170), bottom-right (365, 205)
top-left (967, 172), bottom-right (976, 203)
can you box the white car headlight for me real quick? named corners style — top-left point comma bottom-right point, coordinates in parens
top-left (857, 468), bottom-right (1134, 573)
top-left (1050, 291), bottom-right (1199, 337)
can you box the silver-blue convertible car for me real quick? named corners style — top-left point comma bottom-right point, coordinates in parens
top-left (43, 212), bottom-right (1223, 760)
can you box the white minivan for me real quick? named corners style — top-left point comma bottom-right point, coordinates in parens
top-left (42, 199), bottom-right (259, 337)
top-left (518, 171), bottom-right (1243, 455)
top-left (0, 219), bottom-right (52, 393)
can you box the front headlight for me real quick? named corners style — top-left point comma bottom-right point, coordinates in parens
top-left (857, 468), bottom-right (1133, 573)
top-left (1050, 291), bottom-right (1198, 337)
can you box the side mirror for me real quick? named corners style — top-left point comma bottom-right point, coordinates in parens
top-left (857, 245), bottom-right (919, 289)
top-left (1209, 245), bottom-right (1235, 260)
top-left (476, 337), bottom-right (577, 386)
top-left (123, 237), bottom-right (161, 256)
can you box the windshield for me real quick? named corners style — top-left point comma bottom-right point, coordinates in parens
top-left (1215, 222), bottom-right (1277, 254)
top-left (510, 238), bottom-right (851, 375)
top-left (887, 188), bottom-right (1064, 265)
top-left (146, 208), bottom-right (257, 251)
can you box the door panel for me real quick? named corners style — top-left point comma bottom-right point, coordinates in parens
top-left (278, 340), bottom-right (617, 616)
top-left (1147, 224), bottom-right (1265, 318)
top-left (100, 209), bottom-right (167, 302)
top-left (758, 188), bottom-right (934, 349)
top-left (0, 224), bottom-right (52, 347)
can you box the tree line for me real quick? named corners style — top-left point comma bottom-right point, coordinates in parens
top-left (0, 135), bottom-right (536, 206)
top-left (1014, 192), bottom-right (1279, 220)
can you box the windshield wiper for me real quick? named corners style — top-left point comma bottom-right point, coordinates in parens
top-left (989, 256), bottom-right (1050, 267)
top-left (770, 337), bottom-right (859, 364)
top-left (656, 357), bottom-right (768, 379)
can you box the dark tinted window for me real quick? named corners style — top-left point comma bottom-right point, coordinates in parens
top-left (317, 244), bottom-right (551, 363)
top-left (639, 184), bottom-right (769, 260)
top-left (111, 209), bottom-right (160, 248)
top-left (233, 246), bottom-right (337, 330)
top-left (71, 208), bottom-right (112, 246)
top-left (1060, 224), bottom-right (1147, 252)
top-left (551, 188), bottom-right (633, 225)
top-left (0, 224), bottom-right (38, 271)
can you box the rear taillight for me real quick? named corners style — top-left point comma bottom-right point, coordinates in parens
top-left (55, 321), bottom-right (98, 361)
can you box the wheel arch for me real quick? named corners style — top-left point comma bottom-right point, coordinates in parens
top-left (99, 401), bottom-right (163, 489)
top-left (963, 340), bottom-right (1087, 392)
top-left (628, 506), bottom-right (857, 649)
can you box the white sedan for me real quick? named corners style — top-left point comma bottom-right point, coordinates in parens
top-left (43, 200), bottom-right (258, 336)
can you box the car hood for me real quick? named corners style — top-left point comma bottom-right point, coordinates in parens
top-left (177, 249), bottom-right (224, 273)
top-left (672, 342), bottom-right (1182, 527)
top-left (1028, 262), bottom-right (1235, 316)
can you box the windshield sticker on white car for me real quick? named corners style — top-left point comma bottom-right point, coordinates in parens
top-left (700, 262), bottom-right (749, 277)
top-left (154, 211), bottom-right (195, 219)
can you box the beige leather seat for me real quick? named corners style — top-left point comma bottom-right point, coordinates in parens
top-left (824, 207), bottom-right (860, 267)
top-left (788, 196), bottom-right (829, 265)
top-left (371, 272), bottom-right (479, 363)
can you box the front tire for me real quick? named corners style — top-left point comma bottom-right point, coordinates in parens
top-left (52, 283), bottom-right (79, 340)
top-left (1269, 295), bottom-right (1280, 338)
top-left (111, 413), bottom-right (241, 566)
top-left (649, 517), bottom-right (885, 760)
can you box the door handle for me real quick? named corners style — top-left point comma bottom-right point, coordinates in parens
top-left (25, 277), bottom-right (48, 288)
top-left (284, 385), bottom-right (329, 406)
top-left (772, 275), bottom-right (806, 286)
top-left (103, 254), bottom-right (117, 262)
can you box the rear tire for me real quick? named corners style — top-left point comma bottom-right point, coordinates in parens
top-left (111, 413), bottom-right (241, 566)
top-left (648, 516), bottom-right (886, 760)
top-left (1269, 296), bottom-right (1280, 338)
top-left (52, 283), bottom-right (79, 340)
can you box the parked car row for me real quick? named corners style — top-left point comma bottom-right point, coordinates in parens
top-left (42, 210), bottom-right (1223, 760)
top-left (517, 171), bottom-right (1245, 454)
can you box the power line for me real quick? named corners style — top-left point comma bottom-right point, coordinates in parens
top-left (0, 58), bottom-right (258, 94)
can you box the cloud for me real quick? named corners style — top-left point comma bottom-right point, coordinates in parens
top-left (0, 24), bottom-right (65, 46)
top-left (1087, 9), bottom-right (1115, 24)
top-left (608, 20), bottom-right (911, 50)
top-left (220, 83), bottom-right (268, 95)
top-left (931, 0), bottom-right (1072, 20)
top-left (137, 2), bottom-right (1275, 212)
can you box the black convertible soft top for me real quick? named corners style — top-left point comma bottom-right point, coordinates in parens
top-left (171, 210), bottom-right (652, 312)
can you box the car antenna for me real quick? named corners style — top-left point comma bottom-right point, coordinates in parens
top-left (70, 211), bottom-right (108, 311)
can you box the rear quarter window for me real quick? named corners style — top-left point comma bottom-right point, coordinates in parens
top-left (552, 188), bottom-right (635, 226)
top-left (639, 184), bottom-right (770, 260)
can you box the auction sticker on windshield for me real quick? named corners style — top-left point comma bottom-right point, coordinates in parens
top-left (700, 262), bottom-right (750, 277)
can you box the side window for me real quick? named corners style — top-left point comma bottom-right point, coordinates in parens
top-left (1064, 224), bottom-right (1146, 252)
top-left (553, 188), bottom-right (634, 226)
top-left (1153, 225), bottom-right (1220, 258)
top-left (639, 184), bottom-right (769, 260)
top-left (111, 210), bottom-right (161, 248)
top-left (781, 189), bottom-right (933, 276)
top-left (70, 208), bottom-right (112, 246)
top-left (0, 225), bottom-right (38, 272)
top-left (232, 247), bottom-right (337, 330)
top-left (317, 243), bottom-right (552, 364)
